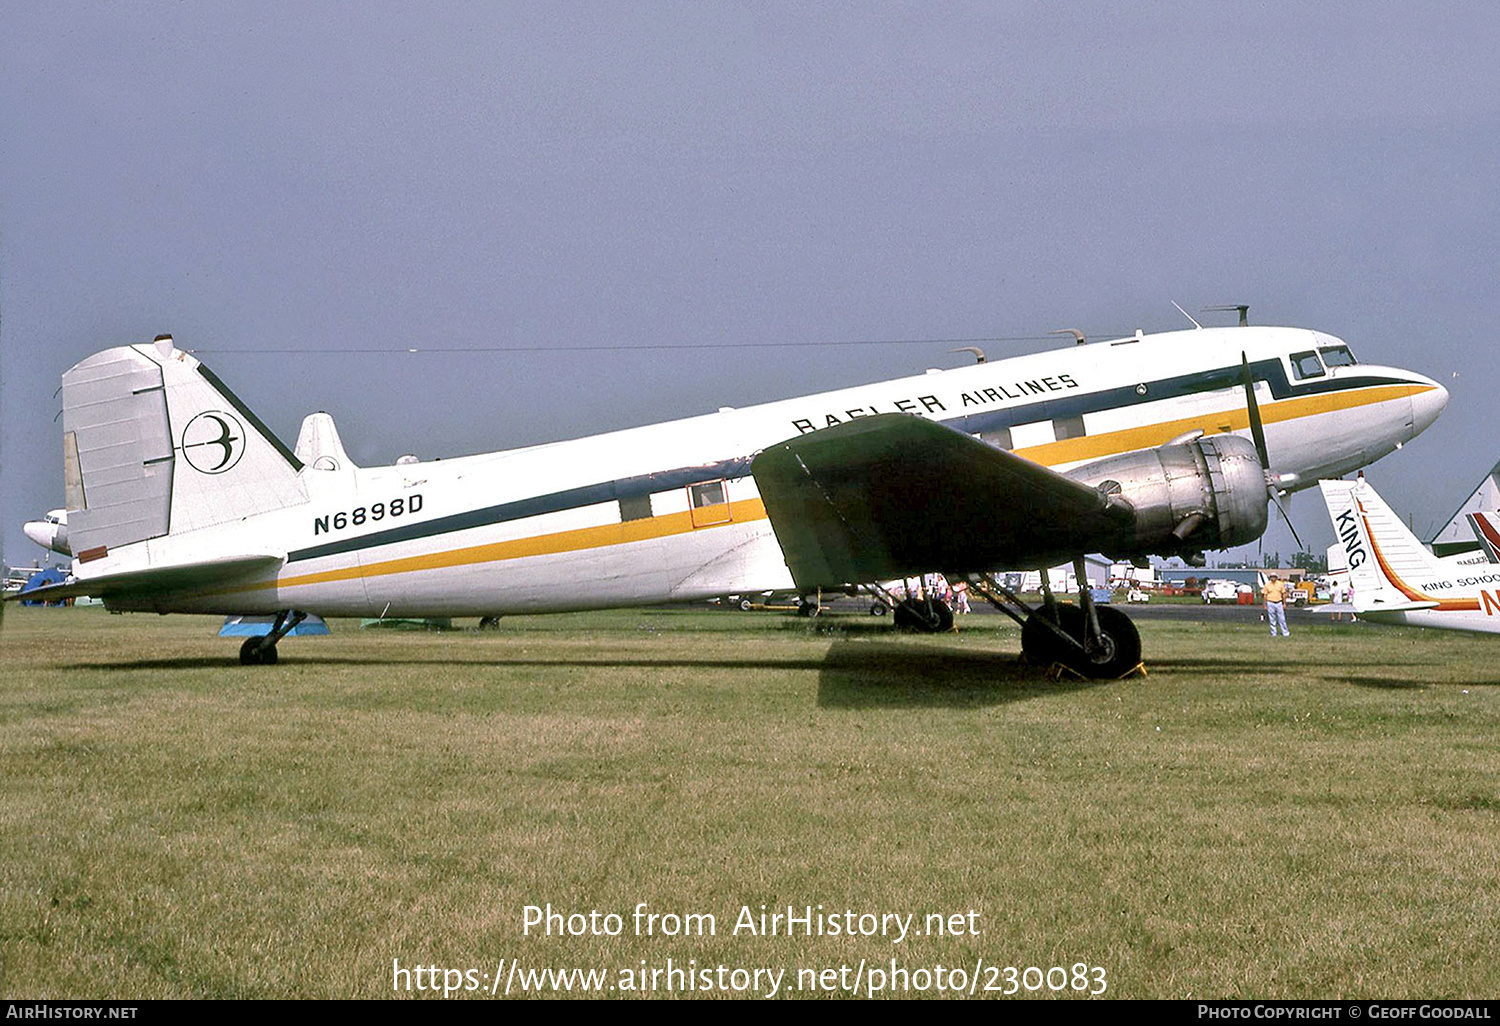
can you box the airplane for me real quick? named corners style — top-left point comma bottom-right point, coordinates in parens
top-left (10, 324), bottom-right (1446, 676)
top-left (1429, 457), bottom-right (1500, 557)
top-left (23, 508), bottom-right (67, 555)
top-left (1319, 475), bottom-right (1500, 634)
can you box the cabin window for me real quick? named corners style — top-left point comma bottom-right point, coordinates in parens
top-left (979, 427), bottom-right (1013, 450)
top-left (619, 494), bottom-right (653, 522)
top-left (1289, 350), bottom-right (1325, 380)
top-left (690, 481), bottom-right (726, 508)
top-left (1319, 345), bottom-right (1356, 367)
top-left (688, 480), bottom-right (732, 527)
top-left (1054, 415), bottom-right (1086, 441)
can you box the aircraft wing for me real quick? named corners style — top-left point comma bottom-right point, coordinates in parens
top-left (751, 414), bottom-right (1125, 589)
top-left (3, 554), bottom-right (284, 604)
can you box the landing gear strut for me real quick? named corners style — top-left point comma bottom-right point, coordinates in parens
top-left (972, 563), bottom-right (1141, 679)
top-left (863, 580), bottom-right (953, 633)
top-left (238, 609), bottom-right (307, 666)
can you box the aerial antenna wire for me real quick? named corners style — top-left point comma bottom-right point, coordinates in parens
top-left (1171, 301), bottom-right (1203, 329)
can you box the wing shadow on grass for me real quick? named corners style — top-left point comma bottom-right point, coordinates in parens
top-left (1145, 656), bottom-right (1443, 673)
top-left (1330, 676), bottom-right (1500, 689)
top-left (815, 640), bottom-right (1098, 709)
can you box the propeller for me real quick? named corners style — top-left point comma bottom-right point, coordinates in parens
top-left (1240, 352), bottom-right (1304, 549)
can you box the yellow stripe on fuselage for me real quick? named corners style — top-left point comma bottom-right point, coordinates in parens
top-left (231, 498), bottom-right (771, 594)
top-left (1013, 382), bottom-right (1429, 466)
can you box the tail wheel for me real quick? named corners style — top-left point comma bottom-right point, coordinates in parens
top-left (238, 638), bottom-right (279, 666)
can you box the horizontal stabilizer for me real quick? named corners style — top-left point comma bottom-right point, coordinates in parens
top-left (751, 414), bottom-right (1116, 588)
top-left (2, 554), bottom-right (284, 604)
top-left (1358, 597), bottom-right (1440, 613)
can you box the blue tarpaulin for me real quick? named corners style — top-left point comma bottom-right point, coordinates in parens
top-left (219, 614), bottom-right (331, 637)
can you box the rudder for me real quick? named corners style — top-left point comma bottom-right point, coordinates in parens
top-left (62, 335), bottom-right (306, 559)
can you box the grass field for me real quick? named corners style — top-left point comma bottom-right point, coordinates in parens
top-left (1, 603), bottom-right (1497, 999)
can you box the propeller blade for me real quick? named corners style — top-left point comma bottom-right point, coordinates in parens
top-left (1270, 491), bottom-right (1305, 550)
top-left (1241, 352), bottom-right (1306, 549)
top-left (1240, 353), bottom-right (1271, 470)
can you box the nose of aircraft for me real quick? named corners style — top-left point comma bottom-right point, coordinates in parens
top-left (1409, 374), bottom-right (1449, 438)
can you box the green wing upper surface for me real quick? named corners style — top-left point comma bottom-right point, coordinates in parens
top-left (751, 414), bottom-right (1122, 589)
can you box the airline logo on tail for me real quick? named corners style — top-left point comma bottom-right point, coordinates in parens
top-left (181, 411), bottom-right (247, 474)
top-left (1330, 505), bottom-right (1369, 570)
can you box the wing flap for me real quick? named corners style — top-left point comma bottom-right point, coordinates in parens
top-left (750, 414), bottom-right (1118, 588)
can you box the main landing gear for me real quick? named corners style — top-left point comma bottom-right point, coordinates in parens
top-left (238, 609), bottom-right (308, 665)
top-left (863, 581), bottom-right (954, 633)
top-left (972, 558), bottom-right (1142, 679)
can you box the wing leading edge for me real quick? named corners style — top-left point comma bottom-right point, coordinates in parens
top-left (750, 414), bottom-right (1125, 589)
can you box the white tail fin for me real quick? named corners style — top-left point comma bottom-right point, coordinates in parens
top-left (62, 336), bottom-right (307, 560)
top-left (1318, 477), bottom-right (1441, 612)
top-left (1465, 511), bottom-right (1500, 564)
top-left (294, 411), bottom-right (358, 471)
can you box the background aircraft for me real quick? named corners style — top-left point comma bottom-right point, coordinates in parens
top-left (15, 325), bottom-right (1445, 675)
top-left (1319, 476), bottom-right (1500, 634)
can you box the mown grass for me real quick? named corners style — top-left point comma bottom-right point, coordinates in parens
top-left (0, 604), bottom-right (1496, 999)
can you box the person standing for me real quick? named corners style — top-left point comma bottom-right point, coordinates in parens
top-left (1262, 573), bottom-right (1291, 638)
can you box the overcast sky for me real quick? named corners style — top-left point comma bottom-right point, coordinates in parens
top-left (4, 2), bottom-right (1498, 571)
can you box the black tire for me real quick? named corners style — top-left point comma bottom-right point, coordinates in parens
top-left (739, 598), bottom-right (754, 611)
top-left (239, 637), bottom-right (278, 666)
top-left (893, 597), bottom-right (954, 633)
top-left (869, 601), bottom-right (888, 616)
top-left (1026, 604), bottom-right (1141, 678)
top-left (478, 616), bottom-right (501, 629)
top-left (797, 598), bottom-right (820, 618)
top-left (1021, 603), bottom-right (1084, 666)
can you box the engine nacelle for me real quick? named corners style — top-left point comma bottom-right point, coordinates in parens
top-left (1064, 434), bottom-right (1269, 558)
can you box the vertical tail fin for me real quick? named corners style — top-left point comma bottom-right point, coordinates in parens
top-left (62, 336), bottom-right (306, 559)
top-left (1465, 512), bottom-right (1500, 564)
top-left (1318, 477), bottom-right (1441, 612)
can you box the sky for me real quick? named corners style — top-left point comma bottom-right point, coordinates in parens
top-left (3, 2), bottom-right (1498, 572)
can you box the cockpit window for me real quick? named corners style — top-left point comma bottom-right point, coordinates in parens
top-left (1289, 351), bottom-right (1325, 380)
top-left (1319, 344), bottom-right (1356, 367)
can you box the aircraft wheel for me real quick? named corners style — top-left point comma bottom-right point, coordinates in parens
top-left (1021, 603), bottom-right (1084, 666)
top-left (797, 598), bottom-right (820, 618)
top-left (1052, 606), bottom-right (1141, 679)
top-left (869, 601), bottom-right (888, 616)
top-left (239, 638), bottom-right (279, 666)
top-left (478, 616), bottom-right (501, 629)
top-left (739, 598), bottom-right (754, 611)
top-left (893, 598), bottom-right (953, 633)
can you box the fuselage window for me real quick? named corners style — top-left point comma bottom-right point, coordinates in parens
top-left (1289, 351), bottom-right (1325, 380)
top-left (689, 480), bottom-right (727, 508)
top-left (979, 427), bottom-right (1013, 450)
top-left (688, 480), bottom-right (732, 528)
top-left (1319, 345), bottom-right (1356, 367)
top-left (1054, 415), bottom-right (1086, 441)
top-left (619, 494), bottom-right (653, 522)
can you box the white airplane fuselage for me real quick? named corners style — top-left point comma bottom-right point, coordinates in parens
top-left (73, 326), bottom-right (1445, 617)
